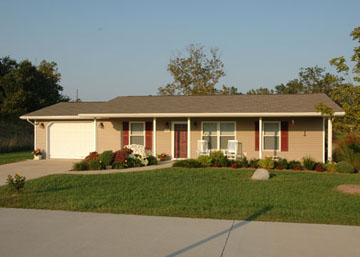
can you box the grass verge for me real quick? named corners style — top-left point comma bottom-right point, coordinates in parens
top-left (0, 168), bottom-right (359, 225)
top-left (0, 151), bottom-right (33, 165)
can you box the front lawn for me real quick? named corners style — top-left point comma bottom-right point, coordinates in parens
top-left (0, 168), bottom-right (359, 225)
top-left (0, 151), bottom-right (33, 165)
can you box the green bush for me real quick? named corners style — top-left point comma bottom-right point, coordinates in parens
top-left (124, 157), bottom-right (142, 168)
top-left (249, 159), bottom-right (259, 168)
top-left (333, 135), bottom-right (360, 171)
top-left (112, 161), bottom-right (124, 169)
top-left (288, 160), bottom-right (303, 170)
top-left (147, 155), bottom-right (158, 166)
top-left (197, 155), bottom-right (212, 167)
top-left (98, 151), bottom-right (114, 166)
top-left (275, 158), bottom-right (288, 169)
top-left (236, 156), bottom-right (249, 168)
top-left (72, 160), bottom-right (89, 171)
top-left (88, 159), bottom-right (105, 170)
top-left (336, 161), bottom-right (355, 173)
top-left (173, 159), bottom-right (203, 168)
top-left (326, 162), bottom-right (337, 172)
top-left (258, 157), bottom-right (275, 169)
top-left (302, 155), bottom-right (317, 170)
top-left (219, 156), bottom-right (230, 167)
top-left (209, 151), bottom-right (230, 167)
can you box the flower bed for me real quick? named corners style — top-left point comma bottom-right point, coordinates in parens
top-left (72, 145), bottom-right (158, 171)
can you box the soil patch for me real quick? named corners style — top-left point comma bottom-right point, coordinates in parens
top-left (336, 184), bottom-right (360, 195)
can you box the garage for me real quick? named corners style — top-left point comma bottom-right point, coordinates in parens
top-left (48, 121), bottom-right (95, 159)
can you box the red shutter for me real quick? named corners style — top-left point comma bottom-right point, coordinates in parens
top-left (281, 121), bottom-right (289, 152)
top-left (123, 122), bottom-right (129, 147)
top-left (145, 121), bottom-right (153, 150)
top-left (255, 121), bottom-right (259, 151)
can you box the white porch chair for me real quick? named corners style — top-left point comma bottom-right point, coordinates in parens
top-left (196, 140), bottom-right (210, 157)
top-left (225, 140), bottom-right (239, 160)
top-left (124, 144), bottom-right (146, 155)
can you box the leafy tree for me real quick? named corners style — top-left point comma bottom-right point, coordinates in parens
top-left (0, 58), bottom-right (68, 116)
top-left (219, 85), bottom-right (242, 95)
top-left (247, 87), bottom-right (274, 95)
top-left (158, 44), bottom-right (227, 95)
top-left (329, 26), bottom-right (360, 131)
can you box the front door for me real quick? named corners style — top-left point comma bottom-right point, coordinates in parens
top-left (174, 124), bottom-right (187, 158)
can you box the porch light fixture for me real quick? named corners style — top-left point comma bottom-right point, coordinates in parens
top-left (99, 122), bottom-right (104, 129)
top-left (40, 123), bottom-right (45, 129)
top-left (291, 119), bottom-right (295, 128)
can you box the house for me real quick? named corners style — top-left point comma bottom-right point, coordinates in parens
top-left (20, 93), bottom-right (344, 162)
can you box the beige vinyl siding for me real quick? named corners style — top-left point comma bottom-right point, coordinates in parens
top-left (35, 121), bottom-right (48, 154)
top-left (96, 119), bottom-right (122, 153)
top-left (34, 117), bottom-right (324, 162)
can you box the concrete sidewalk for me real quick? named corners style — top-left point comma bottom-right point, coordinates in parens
top-left (0, 208), bottom-right (359, 257)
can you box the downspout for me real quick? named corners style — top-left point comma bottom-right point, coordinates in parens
top-left (26, 118), bottom-right (36, 150)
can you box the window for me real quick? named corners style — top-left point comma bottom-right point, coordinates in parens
top-left (130, 122), bottom-right (145, 145)
top-left (263, 122), bottom-right (280, 151)
top-left (202, 122), bottom-right (235, 150)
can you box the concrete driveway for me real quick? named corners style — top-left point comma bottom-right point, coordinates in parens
top-left (0, 208), bottom-right (359, 257)
top-left (0, 159), bottom-right (76, 185)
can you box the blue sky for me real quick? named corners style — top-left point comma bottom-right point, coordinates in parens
top-left (0, 0), bottom-right (359, 101)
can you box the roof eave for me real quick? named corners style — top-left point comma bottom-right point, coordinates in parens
top-left (20, 111), bottom-right (345, 120)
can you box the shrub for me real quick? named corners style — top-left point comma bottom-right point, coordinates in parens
top-left (98, 151), bottom-right (114, 166)
top-left (6, 173), bottom-right (26, 193)
top-left (333, 134), bottom-right (360, 171)
top-left (326, 162), bottom-right (337, 172)
top-left (114, 148), bottom-right (133, 163)
top-left (314, 162), bottom-right (325, 172)
top-left (112, 161), bottom-right (124, 169)
top-left (236, 156), bottom-right (248, 168)
top-left (219, 156), bottom-right (230, 167)
top-left (147, 155), bottom-right (158, 166)
top-left (209, 151), bottom-right (224, 165)
top-left (213, 163), bottom-right (219, 168)
top-left (173, 159), bottom-right (203, 168)
top-left (302, 155), bottom-right (316, 170)
top-left (72, 160), bottom-right (89, 171)
top-left (274, 158), bottom-right (288, 170)
top-left (336, 161), bottom-right (355, 174)
top-left (85, 151), bottom-right (99, 161)
top-left (258, 157), bottom-right (275, 169)
top-left (231, 163), bottom-right (238, 169)
top-left (249, 159), bottom-right (259, 168)
top-left (197, 155), bottom-right (212, 167)
top-left (88, 159), bottom-right (104, 170)
top-left (124, 157), bottom-right (142, 168)
top-left (288, 160), bottom-right (303, 170)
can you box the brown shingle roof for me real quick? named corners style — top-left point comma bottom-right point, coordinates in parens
top-left (21, 93), bottom-right (343, 117)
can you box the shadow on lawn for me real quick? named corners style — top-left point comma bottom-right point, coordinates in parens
top-left (166, 205), bottom-right (273, 257)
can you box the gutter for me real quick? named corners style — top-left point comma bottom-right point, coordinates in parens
top-left (20, 111), bottom-right (346, 120)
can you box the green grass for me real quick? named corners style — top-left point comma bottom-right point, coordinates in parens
top-left (0, 168), bottom-right (360, 225)
top-left (0, 151), bottom-right (33, 165)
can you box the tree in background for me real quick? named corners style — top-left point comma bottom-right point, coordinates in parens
top-left (158, 44), bottom-right (239, 95)
top-left (0, 57), bottom-right (69, 152)
top-left (0, 57), bottom-right (68, 117)
top-left (247, 87), bottom-right (274, 95)
top-left (329, 27), bottom-right (360, 132)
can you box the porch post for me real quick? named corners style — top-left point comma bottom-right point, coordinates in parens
top-left (187, 117), bottom-right (191, 159)
top-left (94, 118), bottom-right (97, 152)
top-left (153, 117), bottom-right (157, 157)
top-left (327, 118), bottom-right (332, 162)
top-left (259, 117), bottom-right (262, 159)
top-left (322, 117), bottom-right (325, 163)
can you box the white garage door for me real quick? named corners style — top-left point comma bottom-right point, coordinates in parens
top-left (48, 122), bottom-right (95, 159)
